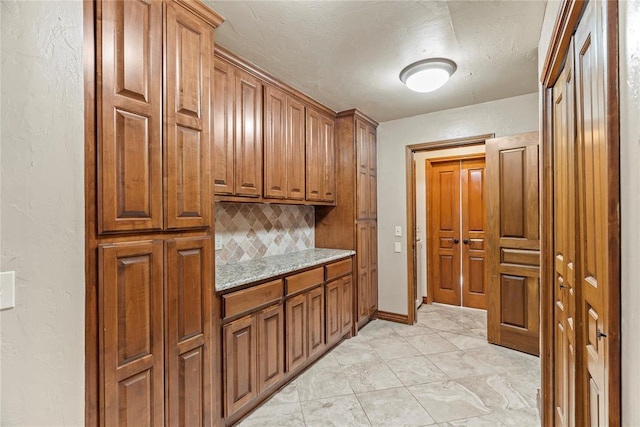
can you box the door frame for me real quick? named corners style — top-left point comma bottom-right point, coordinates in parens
top-left (425, 154), bottom-right (485, 308)
top-left (540, 0), bottom-right (620, 425)
top-left (405, 134), bottom-right (493, 325)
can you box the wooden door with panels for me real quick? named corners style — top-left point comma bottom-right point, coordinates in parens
top-left (574, 1), bottom-right (616, 423)
top-left (486, 131), bottom-right (540, 356)
top-left (427, 157), bottom-right (486, 309)
top-left (552, 43), bottom-right (578, 427)
top-left (540, 1), bottom-right (620, 424)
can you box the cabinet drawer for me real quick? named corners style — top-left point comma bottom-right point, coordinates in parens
top-left (325, 258), bottom-right (352, 281)
top-left (286, 267), bottom-right (324, 295)
top-left (223, 279), bottom-right (283, 319)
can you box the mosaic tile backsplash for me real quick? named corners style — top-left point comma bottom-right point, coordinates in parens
top-left (215, 203), bottom-right (315, 264)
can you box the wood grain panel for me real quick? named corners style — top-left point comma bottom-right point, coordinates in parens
top-left (356, 119), bottom-right (369, 219)
top-left (285, 267), bottom-right (324, 295)
top-left (100, 240), bottom-right (164, 427)
top-left (341, 275), bottom-right (353, 334)
top-left (235, 69), bottom-right (263, 197)
top-left (99, 0), bottom-right (162, 233)
top-left (305, 108), bottom-right (323, 202)
top-left (285, 293), bottom-right (307, 372)
top-left (325, 279), bottom-right (341, 345)
top-left (325, 258), bottom-right (353, 281)
top-left (357, 221), bottom-right (370, 322)
top-left (501, 248), bottom-right (540, 266)
top-left (177, 348), bottom-right (204, 427)
top-left (499, 149), bottom-right (525, 238)
top-left (165, 236), bottom-right (212, 427)
top-left (368, 125), bottom-right (378, 219)
top-left (165, 3), bottom-right (212, 229)
top-left (118, 371), bottom-right (153, 427)
top-left (369, 222), bottom-right (378, 313)
top-left (223, 279), bottom-right (283, 319)
top-left (212, 59), bottom-right (235, 194)
top-left (264, 85), bottom-right (287, 199)
top-left (257, 304), bottom-right (284, 393)
top-left (500, 275), bottom-right (527, 328)
top-left (224, 315), bottom-right (257, 415)
top-left (308, 286), bottom-right (325, 358)
top-left (321, 115), bottom-right (336, 203)
top-left (286, 96), bottom-right (306, 200)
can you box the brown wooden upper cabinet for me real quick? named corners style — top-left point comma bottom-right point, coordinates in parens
top-left (98, 0), bottom-right (213, 233)
top-left (213, 58), bottom-right (263, 197)
top-left (264, 85), bottom-right (305, 200)
top-left (306, 108), bottom-right (336, 203)
top-left (356, 118), bottom-right (377, 220)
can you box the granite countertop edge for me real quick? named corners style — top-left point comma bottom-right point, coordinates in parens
top-left (215, 248), bottom-right (355, 292)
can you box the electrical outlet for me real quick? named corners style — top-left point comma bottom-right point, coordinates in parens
top-left (394, 242), bottom-right (402, 253)
top-left (215, 236), bottom-right (223, 251)
top-left (0, 271), bottom-right (16, 310)
top-left (395, 226), bottom-right (402, 237)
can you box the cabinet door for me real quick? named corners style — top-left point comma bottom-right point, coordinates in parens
top-left (369, 222), bottom-right (378, 313)
top-left (341, 275), bottom-right (353, 334)
top-left (356, 222), bottom-right (370, 322)
top-left (99, 0), bottom-right (163, 233)
top-left (325, 280), bottom-right (342, 345)
top-left (99, 240), bottom-right (164, 427)
top-left (213, 59), bottom-right (235, 195)
top-left (264, 85), bottom-right (287, 199)
top-left (305, 108), bottom-right (323, 202)
top-left (165, 236), bottom-right (214, 426)
top-left (286, 97), bottom-right (306, 200)
top-left (165, 3), bottom-right (212, 229)
top-left (285, 293), bottom-right (308, 372)
top-left (321, 115), bottom-right (336, 203)
top-left (356, 119), bottom-right (369, 219)
top-left (367, 126), bottom-right (378, 218)
top-left (308, 286), bottom-right (325, 358)
top-left (257, 304), bottom-right (284, 393)
top-left (235, 70), bottom-right (263, 197)
top-left (224, 315), bottom-right (257, 416)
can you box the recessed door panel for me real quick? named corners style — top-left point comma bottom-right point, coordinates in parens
top-left (428, 160), bottom-right (461, 306)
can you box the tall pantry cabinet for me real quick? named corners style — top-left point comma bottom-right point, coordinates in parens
top-left (316, 109), bottom-right (378, 328)
top-left (87, 1), bottom-right (223, 425)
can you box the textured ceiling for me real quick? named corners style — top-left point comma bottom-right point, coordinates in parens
top-left (205, 1), bottom-right (547, 122)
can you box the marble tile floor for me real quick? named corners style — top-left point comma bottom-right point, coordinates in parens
top-left (238, 303), bottom-right (541, 427)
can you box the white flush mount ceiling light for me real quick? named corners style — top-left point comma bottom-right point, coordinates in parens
top-left (399, 58), bottom-right (457, 93)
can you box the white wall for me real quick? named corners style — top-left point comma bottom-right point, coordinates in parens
top-left (377, 93), bottom-right (539, 315)
top-left (619, 1), bottom-right (640, 424)
top-left (414, 145), bottom-right (486, 305)
top-left (1, 1), bottom-right (85, 425)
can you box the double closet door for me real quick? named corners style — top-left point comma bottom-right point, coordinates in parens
top-left (427, 157), bottom-right (486, 309)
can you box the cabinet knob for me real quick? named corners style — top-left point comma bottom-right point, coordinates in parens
top-left (453, 238), bottom-right (459, 244)
top-left (463, 239), bottom-right (470, 245)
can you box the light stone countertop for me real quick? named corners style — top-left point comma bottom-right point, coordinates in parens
top-left (215, 248), bottom-right (355, 292)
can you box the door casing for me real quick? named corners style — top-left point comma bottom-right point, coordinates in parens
top-left (405, 135), bottom-right (493, 324)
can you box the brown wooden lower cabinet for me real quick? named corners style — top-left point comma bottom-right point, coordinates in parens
top-left (257, 304), bottom-right (285, 393)
top-left (224, 314), bottom-right (258, 416)
top-left (285, 293), bottom-right (308, 372)
top-left (326, 275), bottom-right (354, 345)
top-left (221, 256), bottom-right (354, 424)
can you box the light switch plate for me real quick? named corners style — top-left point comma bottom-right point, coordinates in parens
top-left (394, 242), bottom-right (402, 253)
top-left (0, 271), bottom-right (16, 310)
top-left (395, 226), bottom-right (402, 237)
top-left (215, 236), bottom-right (223, 251)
